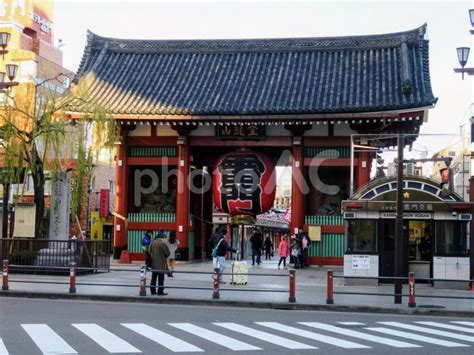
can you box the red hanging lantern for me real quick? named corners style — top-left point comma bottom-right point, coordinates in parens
top-left (213, 150), bottom-right (276, 216)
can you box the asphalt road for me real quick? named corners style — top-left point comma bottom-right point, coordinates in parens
top-left (0, 298), bottom-right (473, 355)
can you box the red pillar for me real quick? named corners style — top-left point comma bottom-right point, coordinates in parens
top-left (356, 151), bottom-right (371, 190)
top-left (113, 136), bottom-right (128, 259)
top-left (291, 137), bottom-right (305, 234)
top-left (176, 136), bottom-right (190, 260)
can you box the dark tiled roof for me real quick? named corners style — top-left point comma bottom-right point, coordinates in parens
top-left (72, 25), bottom-right (436, 116)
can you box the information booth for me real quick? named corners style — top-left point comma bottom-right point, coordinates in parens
top-left (342, 176), bottom-right (471, 289)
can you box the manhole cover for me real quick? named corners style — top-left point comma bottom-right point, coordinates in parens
top-left (417, 305), bottom-right (446, 309)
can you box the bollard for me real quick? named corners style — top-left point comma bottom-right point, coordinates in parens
top-left (69, 262), bottom-right (76, 294)
top-left (326, 270), bottom-right (334, 304)
top-left (2, 260), bottom-right (9, 291)
top-left (289, 269), bottom-right (296, 303)
top-left (212, 267), bottom-right (220, 299)
top-left (139, 265), bottom-right (147, 296)
top-left (408, 272), bottom-right (416, 308)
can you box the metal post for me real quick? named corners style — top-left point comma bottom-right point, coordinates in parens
top-left (289, 269), bottom-right (296, 303)
top-left (2, 259), bottom-right (8, 291)
top-left (408, 272), bottom-right (416, 308)
top-left (212, 267), bottom-right (220, 299)
top-left (1, 183), bottom-right (9, 260)
top-left (394, 134), bottom-right (404, 304)
top-left (326, 270), bottom-right (334, 304)
top-left (139, 264), bottom-right (147, 296)
top-left (69, 262), bottom-right (76, 294)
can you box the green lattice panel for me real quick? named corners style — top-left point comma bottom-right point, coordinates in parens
top-left (129, 146), bottom-right (177, 157)
top-left (304, 147), bottom-right (350, 158)
top-left (305, 215), bottom-right (344, 225)
top-left (127, 230), bottom-right (171, 253)
top-left (309, 234), bottom-right (345, 257)
top-left (128, 213), bottom-right (176, 223)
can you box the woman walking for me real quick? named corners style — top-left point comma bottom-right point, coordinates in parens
top-left (166, 231), bottom-right (180, 277)
top-left (278, 235), bottom-right (289, 269)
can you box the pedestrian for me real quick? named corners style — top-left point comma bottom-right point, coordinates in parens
top-left (141, 231), bottom-right (153, 268)
top-left (214, 229), bottom-right (237, 284)
top-left (211, 226), bottom-right (225, 269)
top-left (264, 235), bottom-right (273, 260)
top-left (166, 231), bottom-right (180, 277)
top-left (299, 227), bottom-right (311, 268)
top-left (149, 231), bottom-right (170, 296)
top-left (290, 235), bottom-right (301, 269)
top-left (277, 235), bottom-right (289, 269)
top-left (250, 228), bottom-right (263, 265)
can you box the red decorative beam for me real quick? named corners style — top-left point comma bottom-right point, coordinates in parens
top-left (128, 222), bottom-right (176, 230)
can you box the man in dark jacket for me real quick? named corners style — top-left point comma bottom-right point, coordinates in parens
top-left (150, 231), bottom-right (170, 295)
top-left (215, 230), bottom-right (237, 284)
top-left (250, 229), bottom-right (263, 265)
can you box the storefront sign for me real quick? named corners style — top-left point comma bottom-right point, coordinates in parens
top-left (380, 212), bottom-right (432, 219)
top-left (380, 203), bottom-right (434, 211)
top-left (99, 189), bottom-right (110, 218)
top-left (216, 124), bottom-right (265, 140)
top-left (352, 255), bottom-right (370, 270)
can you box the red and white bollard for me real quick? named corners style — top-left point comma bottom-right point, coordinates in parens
top-left (139, 265), bottom-right (147, 297)
top-left (2, 260), bottom-right (9, 291)
top-left (326, 270), bottom-right (334, 304)
top-left (289, 269), bottom-right (296, 303)
top-left (212, 267), bottom-right (220, 299)
top-left (69, 262), bottom-right (76, 294)
top-left (408, 272), bottom-right (416, 308)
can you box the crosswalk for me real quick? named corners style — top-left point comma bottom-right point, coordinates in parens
top-left (0, 320), bottom-right (472, 354)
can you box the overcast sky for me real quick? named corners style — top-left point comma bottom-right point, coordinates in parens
top-left (53, 0), bottom-right (474, 157)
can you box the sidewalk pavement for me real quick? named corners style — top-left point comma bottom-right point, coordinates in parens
top-left (2, 258), bottom-right (473, 317)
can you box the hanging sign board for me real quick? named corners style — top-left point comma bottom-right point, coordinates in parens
top-left (13, 203), bottom-right (36, 238)
top-left (351, 255), bottom-right (370, 270)
top-left (99, 189), bottom-right (110, 218)
top-left (308, 225), bottom-right (322, 242)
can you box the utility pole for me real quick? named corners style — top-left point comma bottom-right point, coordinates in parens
top-left (394, 134), bottom-right (404, 304)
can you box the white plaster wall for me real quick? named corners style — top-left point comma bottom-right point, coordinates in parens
top-left (157, 125), bottom-right (178, 136)
top-left (304, 123), bottom-right (329, 136)
top-left (265, 125), bottom-right (291, 136)
top-left (334, 123), bottom-right (357, 136)
top-left (190, 125), bottom-right (215, 136)
top-left (127, 125), bottom-right (151, 136)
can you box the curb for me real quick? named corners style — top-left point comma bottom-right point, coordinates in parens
top-left (1, 290), bottom-right (473, 318)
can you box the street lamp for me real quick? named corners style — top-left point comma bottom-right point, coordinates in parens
top-left (454, 10), bottom-right (474, 78)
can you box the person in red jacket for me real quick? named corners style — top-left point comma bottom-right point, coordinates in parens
top-left (277, 234), bottom-right (289, 269)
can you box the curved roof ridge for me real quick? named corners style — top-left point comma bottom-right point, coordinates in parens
top-left (83, 24), bottom-right (427, 54)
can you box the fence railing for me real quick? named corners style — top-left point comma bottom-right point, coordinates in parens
top-left (1, 261), bottom-right (296, 302)
top-left (326, 270), bottom-right (474, 306)
top-left (0, 238), bottom-right (111, 273)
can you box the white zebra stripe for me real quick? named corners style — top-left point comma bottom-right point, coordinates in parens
top-left (169, 323), bottom-right (261, 351)
top-left (367, 327), bottom-right (469, 347)
top-left (337, 322), bottom-right (366, 326)
top-left (377, 322), bottom-right (474, 343)
top-left (21, 324), bottom-right (77, 354)
top-left (415, 322), bottom-right (474, 334)
top-left (0, 339), bottom-right (9, 355)
top-left (122, 323), bottom-right (203, 353)
top-left (451, 321), bottom-right (474, 327)
top-left (256, 322), bottom-right (369, 349)
top-left (214, 323), bottom-right (316, 350)
top-left (72, 324), bottom-right (141, 353)
top-left (300, 322), bottom-right (420, 348)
